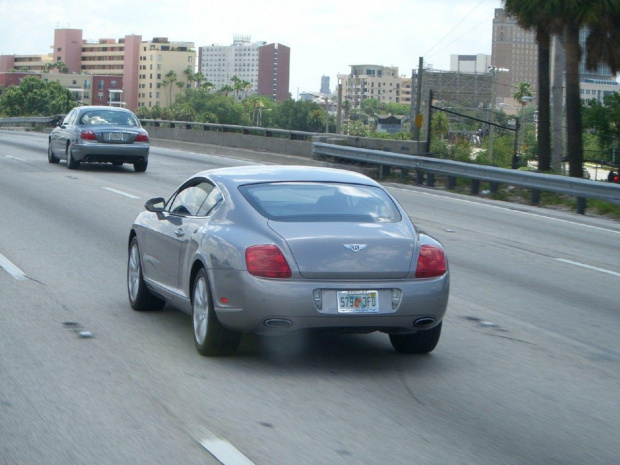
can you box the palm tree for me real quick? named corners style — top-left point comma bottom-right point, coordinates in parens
top-left (431, 112), bottom-right (450, 140)
top-left (562, 0), bottom-right (619, 178)
top-left (183, 67), bottom-right (195, 90)
top-left (163, 70), bottom-right (177, 105)
top-left (503, 0), bottom-right (563, 172)
top-left (513, 81), bottom-right (534, 109)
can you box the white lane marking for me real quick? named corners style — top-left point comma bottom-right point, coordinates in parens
top-left (388, 186), bottom-right (620, 235)
top-left (0, 252), bottom-right (28, 281)
top-left (199, 435), bottom-right (255, 465)
top-left (556, 259), bottom-right (620, 277)
top-left (102, 187), bottom-right (140, 199)
top-left (6, 155), bottom-right (25, 162)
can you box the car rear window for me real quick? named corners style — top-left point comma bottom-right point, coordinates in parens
top-left (79, 110), bottom-right (139, 127)
top-left (239, 182), bottom-right (402, 223)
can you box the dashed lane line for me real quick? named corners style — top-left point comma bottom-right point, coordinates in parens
top-left (0, 252), bottom-right (28, 281)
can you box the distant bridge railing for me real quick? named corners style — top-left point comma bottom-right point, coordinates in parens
top-left (313, 142), bottom-right (620, 214)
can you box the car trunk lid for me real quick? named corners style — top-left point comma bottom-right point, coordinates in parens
top-left (268, 221), bottom-right (414, 279)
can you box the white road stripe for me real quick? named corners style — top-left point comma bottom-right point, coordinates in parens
top-left (6, 155), bottom-right (25, 162)
top-left (0, 252), bottom-right (28, 281)
top-left (556, 259), bottom-right (620, 277)
top-left (199, 436), bottom-right (255, 465)
top-left (102, 187), bottom-right (140, 199)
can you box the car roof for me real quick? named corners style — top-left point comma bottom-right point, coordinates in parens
top-left (76, 106), bottom-right (134, 114)
top-left (196, 165), bottom-right (381, 187)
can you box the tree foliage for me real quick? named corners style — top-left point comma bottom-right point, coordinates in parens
top-left (0, 76), bottom-right (75, 116)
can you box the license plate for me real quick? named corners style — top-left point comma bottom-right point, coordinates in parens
top-left (337, 290), bottom-right (379, 313)
top-left (108, 132), bottom-right (123, 141)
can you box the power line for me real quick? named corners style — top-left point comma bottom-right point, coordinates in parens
top-left (423, 0), bottom-right (487, 57)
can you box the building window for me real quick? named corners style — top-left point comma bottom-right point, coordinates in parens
top-left (98, 80), bottom-right (104, 90)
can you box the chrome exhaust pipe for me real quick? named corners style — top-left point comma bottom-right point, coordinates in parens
top-left (414, 317), bottom-right (435, 328)
top-left (264, 318), bottom-right (293, 328)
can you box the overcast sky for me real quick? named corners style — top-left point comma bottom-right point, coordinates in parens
top-left (0, 0), bottom-right (505, 97)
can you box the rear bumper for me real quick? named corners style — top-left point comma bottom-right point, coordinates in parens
top-left (210, 269), bottom-right (449, 335)
top-left (71, 142), bottom-right (149, 163)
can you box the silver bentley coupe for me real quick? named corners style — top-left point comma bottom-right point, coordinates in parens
top-left (127, 165), bottom-right (450, 356)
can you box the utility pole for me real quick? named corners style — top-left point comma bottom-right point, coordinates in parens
top-left (411, 57), bottom-right (424, 149)
top-left (323, 97), bottom-right (329, 134)
top-left (552, 33), bottom-right (566, 173)
top-left (336, 82), bottom-right (342, 134)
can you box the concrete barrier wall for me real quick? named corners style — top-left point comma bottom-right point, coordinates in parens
top-left (146, 126), bottom-right (314, 157)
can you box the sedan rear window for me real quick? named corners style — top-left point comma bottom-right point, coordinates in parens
top-left (239, 182), bottom-right (402, 223)
top-left (79, 110), bottom-right (139, 127)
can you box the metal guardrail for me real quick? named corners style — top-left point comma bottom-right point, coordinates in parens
top-left (0, 116), bottom-right (60, 127)
top-left (313, 142), bottom-right (620, 211)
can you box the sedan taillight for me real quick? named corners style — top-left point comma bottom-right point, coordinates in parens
top-left (135, 132), bottom-right (149, 142)
top-left (415, 245), bottom-right (447, 278)
top-left (246, 245), bottom-right (292, 278)
top-left (80, 130), bottom-right (97, 140)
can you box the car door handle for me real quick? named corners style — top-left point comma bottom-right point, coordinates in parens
top-left (174, 229), bottom-right (184, 237)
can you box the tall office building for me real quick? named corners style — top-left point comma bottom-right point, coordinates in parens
top-left (492, 8), bottom-right (618, 106)
top-left (198, 36), bottom-right (290, 101)
top-left (491, 8), bottom-right (538, 104)
top-left (320, 75), bottom-right (330, 94)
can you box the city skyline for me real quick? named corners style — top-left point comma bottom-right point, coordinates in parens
top-left (0, 0), bottom-right (505, 97)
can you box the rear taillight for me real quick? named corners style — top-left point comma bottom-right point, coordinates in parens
top-left (135, 132), bottom-right (149, 142)
top-left (415, 245), bottom-right (447, 278)
top-left (614, 175), bottom-right (619, 183)
top-left (80, 130), bottom-right (97, 140)
top-left (246, 245), bottom-right (292, 278)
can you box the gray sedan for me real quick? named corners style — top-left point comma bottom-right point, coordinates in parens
top-left (48, 106), bottom-right (150, 171)
top-left (127, 165), bottom-right (450, 356)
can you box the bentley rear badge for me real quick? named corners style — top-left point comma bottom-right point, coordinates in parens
top-left (344, 244), bottom-right (367, 252)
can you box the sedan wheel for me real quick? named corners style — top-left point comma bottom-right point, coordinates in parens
top-left (192, 269), bottom-right (240, 356)
top-left (389, 322), bottom-right (442, 354)
top-left (127, 237), bottom-right (165, 311)
top-left (66, 144), bottom-right (80, 170)
top-left (48, 142), bottom-right (59, 164)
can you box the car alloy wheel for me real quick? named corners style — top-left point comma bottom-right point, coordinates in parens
top-left (127, 237), bottom-right (164, 311)
top-left (192, 269), bottom-right (240, 356)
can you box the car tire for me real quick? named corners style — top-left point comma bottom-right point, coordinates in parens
top-left (389, 322), bottom-right (442, 354)
top-left (48, 141), bottom-right (59, 164)
top-left (127, 237), bottom-right (165, 311)
top-left (192, 268), bottom-right (241, 356)
top-left (67, 143), bottom-right (80, 170)
top-left (134, 159), bottom-right (148, 172)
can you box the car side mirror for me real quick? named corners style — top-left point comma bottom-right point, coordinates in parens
top-left (145, 197), bottom-right (166, 212)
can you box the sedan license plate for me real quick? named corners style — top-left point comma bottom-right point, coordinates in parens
top-left (107, 132), bottom-right (123, 141)
top-left (337, 290), bottom-right (379, 313)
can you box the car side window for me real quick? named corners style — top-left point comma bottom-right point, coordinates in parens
top-left (62, 110), bottom-right (76, 126)
top-left (197, 186), bottom-right (223, 216)
top-left (168, 181), bottom-right (213, 216)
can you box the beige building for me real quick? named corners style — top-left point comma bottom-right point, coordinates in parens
top-left (338, 65), bottom-right (408, 109)
top-left (1, 29), bottom-right (195, 111)
top-left (137, 38), bottom-right (196, 109)
top-left (0, 54), bottom-right (53, 73)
